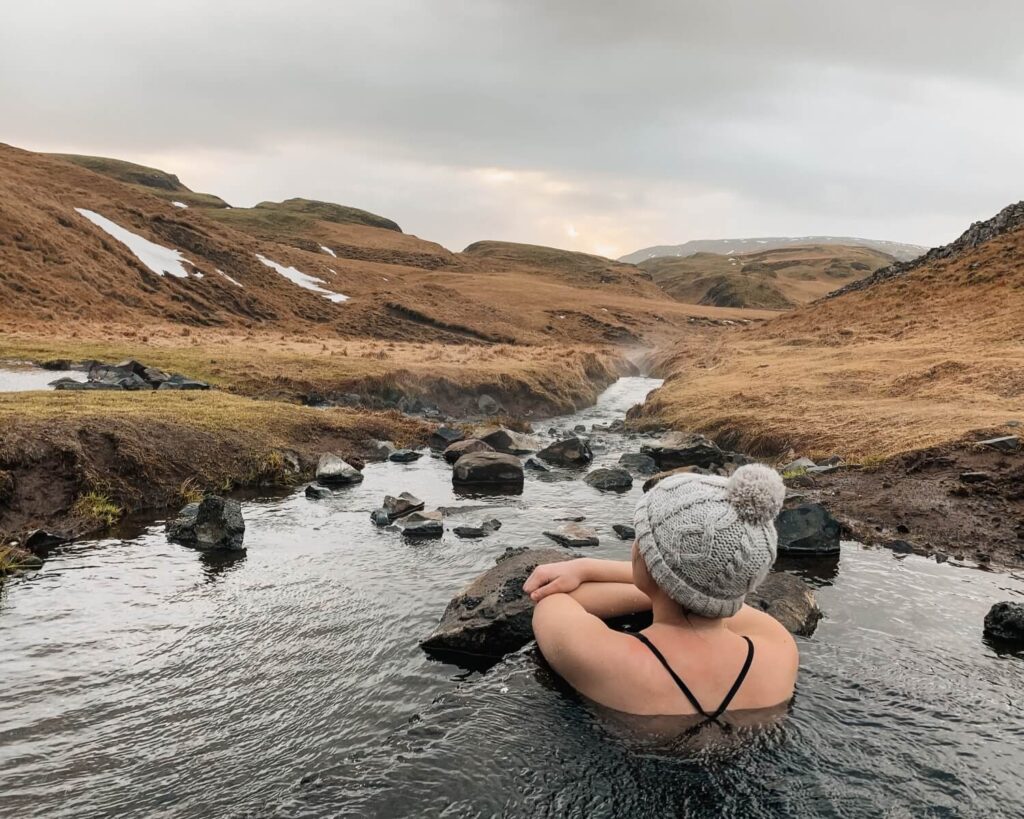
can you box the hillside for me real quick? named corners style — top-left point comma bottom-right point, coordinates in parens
top-left (621, 235), bottom-right (925, 265)
top-left (634, 201), bottom-right (1024, 458)
top-left (641, 243), bottom-right (896, 309)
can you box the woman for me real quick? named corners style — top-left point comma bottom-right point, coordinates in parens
top-left (526, 464), bottom-right (798, 721)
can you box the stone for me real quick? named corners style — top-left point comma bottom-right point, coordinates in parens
top-left (388, 449), bottom-right (423, 463)
top-left (984, 601), bottom-right (1024, 643)
top-left (420, 547), bottom-right (571, 660)
top-left (583, 467), bottom-right (634, 492)
top-left (166, 496), bottom-right (245, 551)
top-left (959, 471), bottom-right (991, 484)
top-left (428, 426), bottom-right (465, 451)
top-left (886, 539), bottom-right (915, 554)
top-left (452, 451), bottom-right (525, 486)
top-left (642, 466), bottom-right (710, 492)
top-left (523, 457), bottom-right (550, 472)
top-left (781, 457), bottom-right (817, 473)
top-left (453, 519), bottom-right (502, 539)
top-left (612, 523), bottom-right (636, 541)
top-left (305, 484), bottom-right (332, 500)
top-left (479, 428), bottom-right (541, 455)
top-left (543, 523), bottom-right (599, 548)
top-left (536, 436), bottom-right (593, 467)
top-left (804, 464), bottom-right (839, 475)
top-left (641, 435), bottom-right (726, 470)
top-left (443, 438), bottom-right (495, 465)
top-left (478, 394), bottom-right (502, 415)
top-left (746, 572), bottom-right (822, 636)
top-left (573, 424), bottom-right (586, 433)
top-left (22, 529), bottom-right (70, 552)
top-left (977, 436), bottom-right (1020, 453)
top-left (775, 503), bottom-right (842, 556)
top-left (316, 453), bottom-right (364, 486)
top-left (397, 509), bottom-right (444, 538)
top-left (158, 373), bottom-right (210, 390)
top-left (618, 452), bottom-right (659, 476)
top-left (88, 362), bottom-right (150, 390)
top-left (383, 492), bottom-right (425, 520)
top-left (370, 508), bottom-right (391, 527)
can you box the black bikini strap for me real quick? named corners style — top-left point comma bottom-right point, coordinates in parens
top-left (710, 636), bottom-right (755, 719)
top-left (631, 632), bottom-right (709, 717)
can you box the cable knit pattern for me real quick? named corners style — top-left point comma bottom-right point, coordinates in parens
top-left (633, 466), bottom-right (783, 618)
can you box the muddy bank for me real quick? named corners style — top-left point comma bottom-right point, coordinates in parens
top-left (791, 440), bottom-right (1024, 569)
top-left (0, 391), bottom-right (430, 542)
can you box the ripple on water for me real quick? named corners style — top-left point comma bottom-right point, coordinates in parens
top-left (1, 377), bottom-right (1023, 818)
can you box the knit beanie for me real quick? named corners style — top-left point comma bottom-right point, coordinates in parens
top-left (633, 464), bottom-right (786, 618)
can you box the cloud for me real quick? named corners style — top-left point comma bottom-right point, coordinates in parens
top-left (2, 0), bottom-right (1023, 253)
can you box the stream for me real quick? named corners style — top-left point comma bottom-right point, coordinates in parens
top-left (2, 377), bottom-right (1024, 818)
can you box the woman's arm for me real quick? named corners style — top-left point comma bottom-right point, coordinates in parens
top-left (523, 558), bottom-right (634, 600)
top-left (569, 582), bottom-right (651, 619)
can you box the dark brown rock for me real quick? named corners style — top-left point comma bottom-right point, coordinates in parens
top-left (443, 438), bottom-right (495, 465)
top-left (746, 572), bottom-right (822, 636)
top-left (537, 436), bottom-right (593, 467)
top-left (452, 451), bottom-right (524, 486)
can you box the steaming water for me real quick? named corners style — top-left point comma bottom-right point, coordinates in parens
top-left (0, 363), bottom-right (81, 392)
top-left (1, 377), bottom-right (1023, 818)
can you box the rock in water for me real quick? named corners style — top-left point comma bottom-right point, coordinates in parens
top-left (537, 436), bottom-right (593, 467)
top-left (316, 453), bottom-right (364, 486)
top-left (612, 524), bottom-right (636, 541)
top-left (746, 572), bottom-right (821, 636)
top-left (543, 523), bottom-right (599, 548)
top-left (452, 519), bottom-right (502, 539)
top-left (452, 452), bottom-right (524, 487)
top-left (641, 435), bottom-right (725, 470)
top-left (421, 547), bottom-right (571, 660)
top-left (583, 467), bottom-right (633, 492)
top-left (984, 602), bottom-right (1024, 643)
top-left (397, 510), bottom-right (444, 538)
top-left (479, 428), bottom-right (541, 455)
top-left (523, 457), bottom-right (549, 472)
top-left (775, 503), bottom-right (842, 555)
top-left (443, 438), bottom-right (495, 464)
top-left (383, 492), bottom-right (425, 520)
top-left (618, 452), bottom-right (659, 476)
top-left (166, 496), bottom-right (245, 551)
top-left (305, 485), bottom-right (332, 500)
top-left (429, 426), bottom-right (465, 451)
top-left (388, 449), bottom-right (423, 463)
top-left (642, 466), bottom-right (710, 492)
top-left (370, 508), bottom-right (391, 527)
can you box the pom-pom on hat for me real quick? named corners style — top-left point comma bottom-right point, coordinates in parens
top-left (633, 464), bottom-right (785, 618)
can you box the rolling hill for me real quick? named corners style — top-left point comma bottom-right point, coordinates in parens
top-left (621, 235), bottom-right (926, 265)
top-left (640, 243), bottom-right (897, 309)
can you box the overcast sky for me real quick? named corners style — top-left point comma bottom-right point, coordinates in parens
top-left (3, 1), bottom-right (1023, 257)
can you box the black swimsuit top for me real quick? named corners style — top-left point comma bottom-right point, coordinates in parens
top-left (632, 632), bottom-right (755, 721)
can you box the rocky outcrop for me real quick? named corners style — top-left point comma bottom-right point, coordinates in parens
top-left (316, 453), bottom-right (364, 486)
top-left (51, 359), bottom-right (210, 391)
top-left (452, 451), bottom-right (524, 487)
top-left (641, 434), bottom-right (725, 470)
top-left (543, 523), bottom-right (599, 548)
top-left (420, 547), bottom-right (571, 660)
top-left (775, 503), bottom-right (842, 555)
top-left (583, 468), bottom-right (633, 492)
top-left (443, 438), bottom-right (494, 464)
top-left (747, 572), bottom-right (821, 636)
top-left (166, 496), bottom-right (245, 551)
top-left (984, 602), bottom-right (1024, 644)
top-left (537, 436), bottom-right (593, 467)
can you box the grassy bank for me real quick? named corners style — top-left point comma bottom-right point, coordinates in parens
top-left (0, 390), bottom-right (430, 540)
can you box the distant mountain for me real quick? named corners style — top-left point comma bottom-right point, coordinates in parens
top-left (620, 236), bottom-right (926, 265)
top-left (641, 243), bottom-right (896, 310)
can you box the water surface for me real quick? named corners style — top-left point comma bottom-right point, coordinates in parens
top-left (0, 362), bottom-right (82, 392)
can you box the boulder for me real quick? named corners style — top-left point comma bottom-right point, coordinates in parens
top-left (443, 438), bottom-right (494, 465)
top-left (479, 427), bottom-right (541, 455)
top-left (388, 449), bottom-right (423, 463)
top-left (88, 362), bottom-right (150, 390)
top-left (984, 602), bottom-right (1024, 644)
top-left (383, 492), bottom-right (425, 521)
top-left (642, 466), bottom-right (710, 492)
top-left (746, 572), bottom-right (821, 636)
top-left (453, 519), bottom-right (502, 539)
top-left (618, 452), bottom-right (659, 476)
top-left (305, 485), bottom-right (332, 500)
top-left (775, 503), bottom-right (842, 556)
top-left (158, 374), bottom-right (210, 390)
top-left (316, 453), bottom-right (364, 486)
top-left (641, 435), bottom-right (725, 470)
top-left (166, 496), bottom-right (245, 551)
top-left (573, 424), bottom-right (587, 433)
top-left (543, 523), bottom-right (599, 548)
top-left (583, 467), bottom-right (633, 492)
top-left (612, 524), bottom-right (636, 541)
top-left (478, 394), bottom-right (502, 415)
top-left (452, 452), bottom-right (525, 487)
top-left (977, 436), bottom-right (1020, 453)
top-left (536, 436), bottom-right (593, 467)
top-left (370, 508), bottom-right (391, 527)
top-left (523, 457), bottom-right (550, 472)
top-left (397, 510), bottom-right (443, 539)
top-left (420, 547), bottom-right (571, 660)
top-left (22, 529), bottom-right (70, 552)
top-left (428, 426), bottom-right (465, 451)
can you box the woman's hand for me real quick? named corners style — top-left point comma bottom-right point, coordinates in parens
top-left (523, 559), bottom-right (591, 602)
